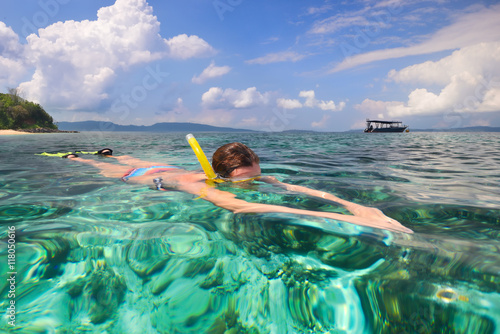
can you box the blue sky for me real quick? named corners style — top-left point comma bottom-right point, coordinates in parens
top-left (1, 0), bottom-right (500, 131)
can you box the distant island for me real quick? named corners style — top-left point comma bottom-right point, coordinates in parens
top-left (0, 90), bottom-right (75, 133)
top-left (1, 90), bottom-right (56, 130)
top-left (59, 121), bottom-right (500, 133)
top-left (57, 121), bottom-right (256, 133)
top-left (410, 126), bottom-right (500, 132)
top-left (2, 90), bottom-right (498, 134)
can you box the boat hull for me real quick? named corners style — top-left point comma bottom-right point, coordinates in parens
top-left (364, 126), bottom-right (408, 133)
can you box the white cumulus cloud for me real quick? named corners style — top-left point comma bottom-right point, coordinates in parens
top-left (165, 34), bottom-right (215, 60)
top-left (201, 87), bottom-right (270, 109)
top-left (7, 0), bottom-right (214, 110)
top-left (192, 61), bottom-right (231, 84)
top-left (299, 90), bottom-right (317, 108)
top-left (357, 42), bottom-right (500, 118)
top-left (202, 87), bottom-right (345, 113)
top-left (0, 22), bottom-right (22, 57)
top-left (298, 90), bottom-right (345, 111)
top-left (0, 22), bottom-right (26, 87)
top-left (276, 98), bottom-right (302, 109)
top-left (276, 90), bottom-right (345, 111)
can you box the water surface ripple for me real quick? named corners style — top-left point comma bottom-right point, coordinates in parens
top-left (0, 132), bottom-right (499, 333)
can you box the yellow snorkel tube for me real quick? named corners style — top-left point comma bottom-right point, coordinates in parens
top-left (186, 134), bottom-right (260, 185)
top-left (186, 134), bottom-right (221, 182)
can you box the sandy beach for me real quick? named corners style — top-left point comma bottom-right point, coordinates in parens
top-left (0, 130), bottom-right (34, 135)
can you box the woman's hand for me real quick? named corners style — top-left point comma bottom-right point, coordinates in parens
top-left (343, 203), bottom-right (412, 233)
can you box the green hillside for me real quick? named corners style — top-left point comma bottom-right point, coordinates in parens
top-left (0, 91), bottom-right (57, 130)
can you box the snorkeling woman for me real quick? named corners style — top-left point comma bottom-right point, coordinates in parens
top-left (61, 142), bottom-right (413, 234)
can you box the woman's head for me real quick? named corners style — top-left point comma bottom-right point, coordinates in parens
top-left (212, 142), bottom-right (260, 179)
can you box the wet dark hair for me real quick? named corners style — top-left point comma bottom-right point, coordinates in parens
top-left (211, 142), bottom-right (260, 178)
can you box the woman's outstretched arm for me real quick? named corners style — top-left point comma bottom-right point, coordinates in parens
top-left (259, 176), bottom-right (412, 233)
top-left (176, 179), bottom-right (413, 234)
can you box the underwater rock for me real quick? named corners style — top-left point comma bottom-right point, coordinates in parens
top-left (151, 261), bottom-right (188, 295)
top-left (315, 235), bottom-right (385, 270)
top-left (184, 258), bottom-right (217, 278)
top-left (356, 278), bottom-right (496, 333)
top-left (24, 234), bottom-right (74, 280)
top-left (88, 262), bottom-right (127, 324)
top-left (205, 309), bottom-right (260, 334)
top-left (126, 236), bottom-right (171, 278)
top-left (262, 258), bottom-right (338, 288)
top-left (64, 259), bottom-right (127, 324)
top-left (198, 260), bottom-right (224, 290)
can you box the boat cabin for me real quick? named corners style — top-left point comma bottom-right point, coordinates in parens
top-left (364, 119), bottom-right (408, 133)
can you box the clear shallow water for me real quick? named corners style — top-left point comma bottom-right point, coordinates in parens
top-left (0, 131), bottom-right (499, 333)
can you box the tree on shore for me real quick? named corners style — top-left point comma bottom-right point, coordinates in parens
top-left (0, 89), bottom-right (58, 130)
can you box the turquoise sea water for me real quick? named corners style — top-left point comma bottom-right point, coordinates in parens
top-left (0, 131), bottom-right (499, 333)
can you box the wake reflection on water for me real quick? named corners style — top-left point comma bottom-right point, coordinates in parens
top-left (0, 132), bottom-right (499, 333)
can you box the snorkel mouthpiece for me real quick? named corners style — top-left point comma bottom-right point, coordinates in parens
top-left (186, 134), bottom-right (219, 181)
